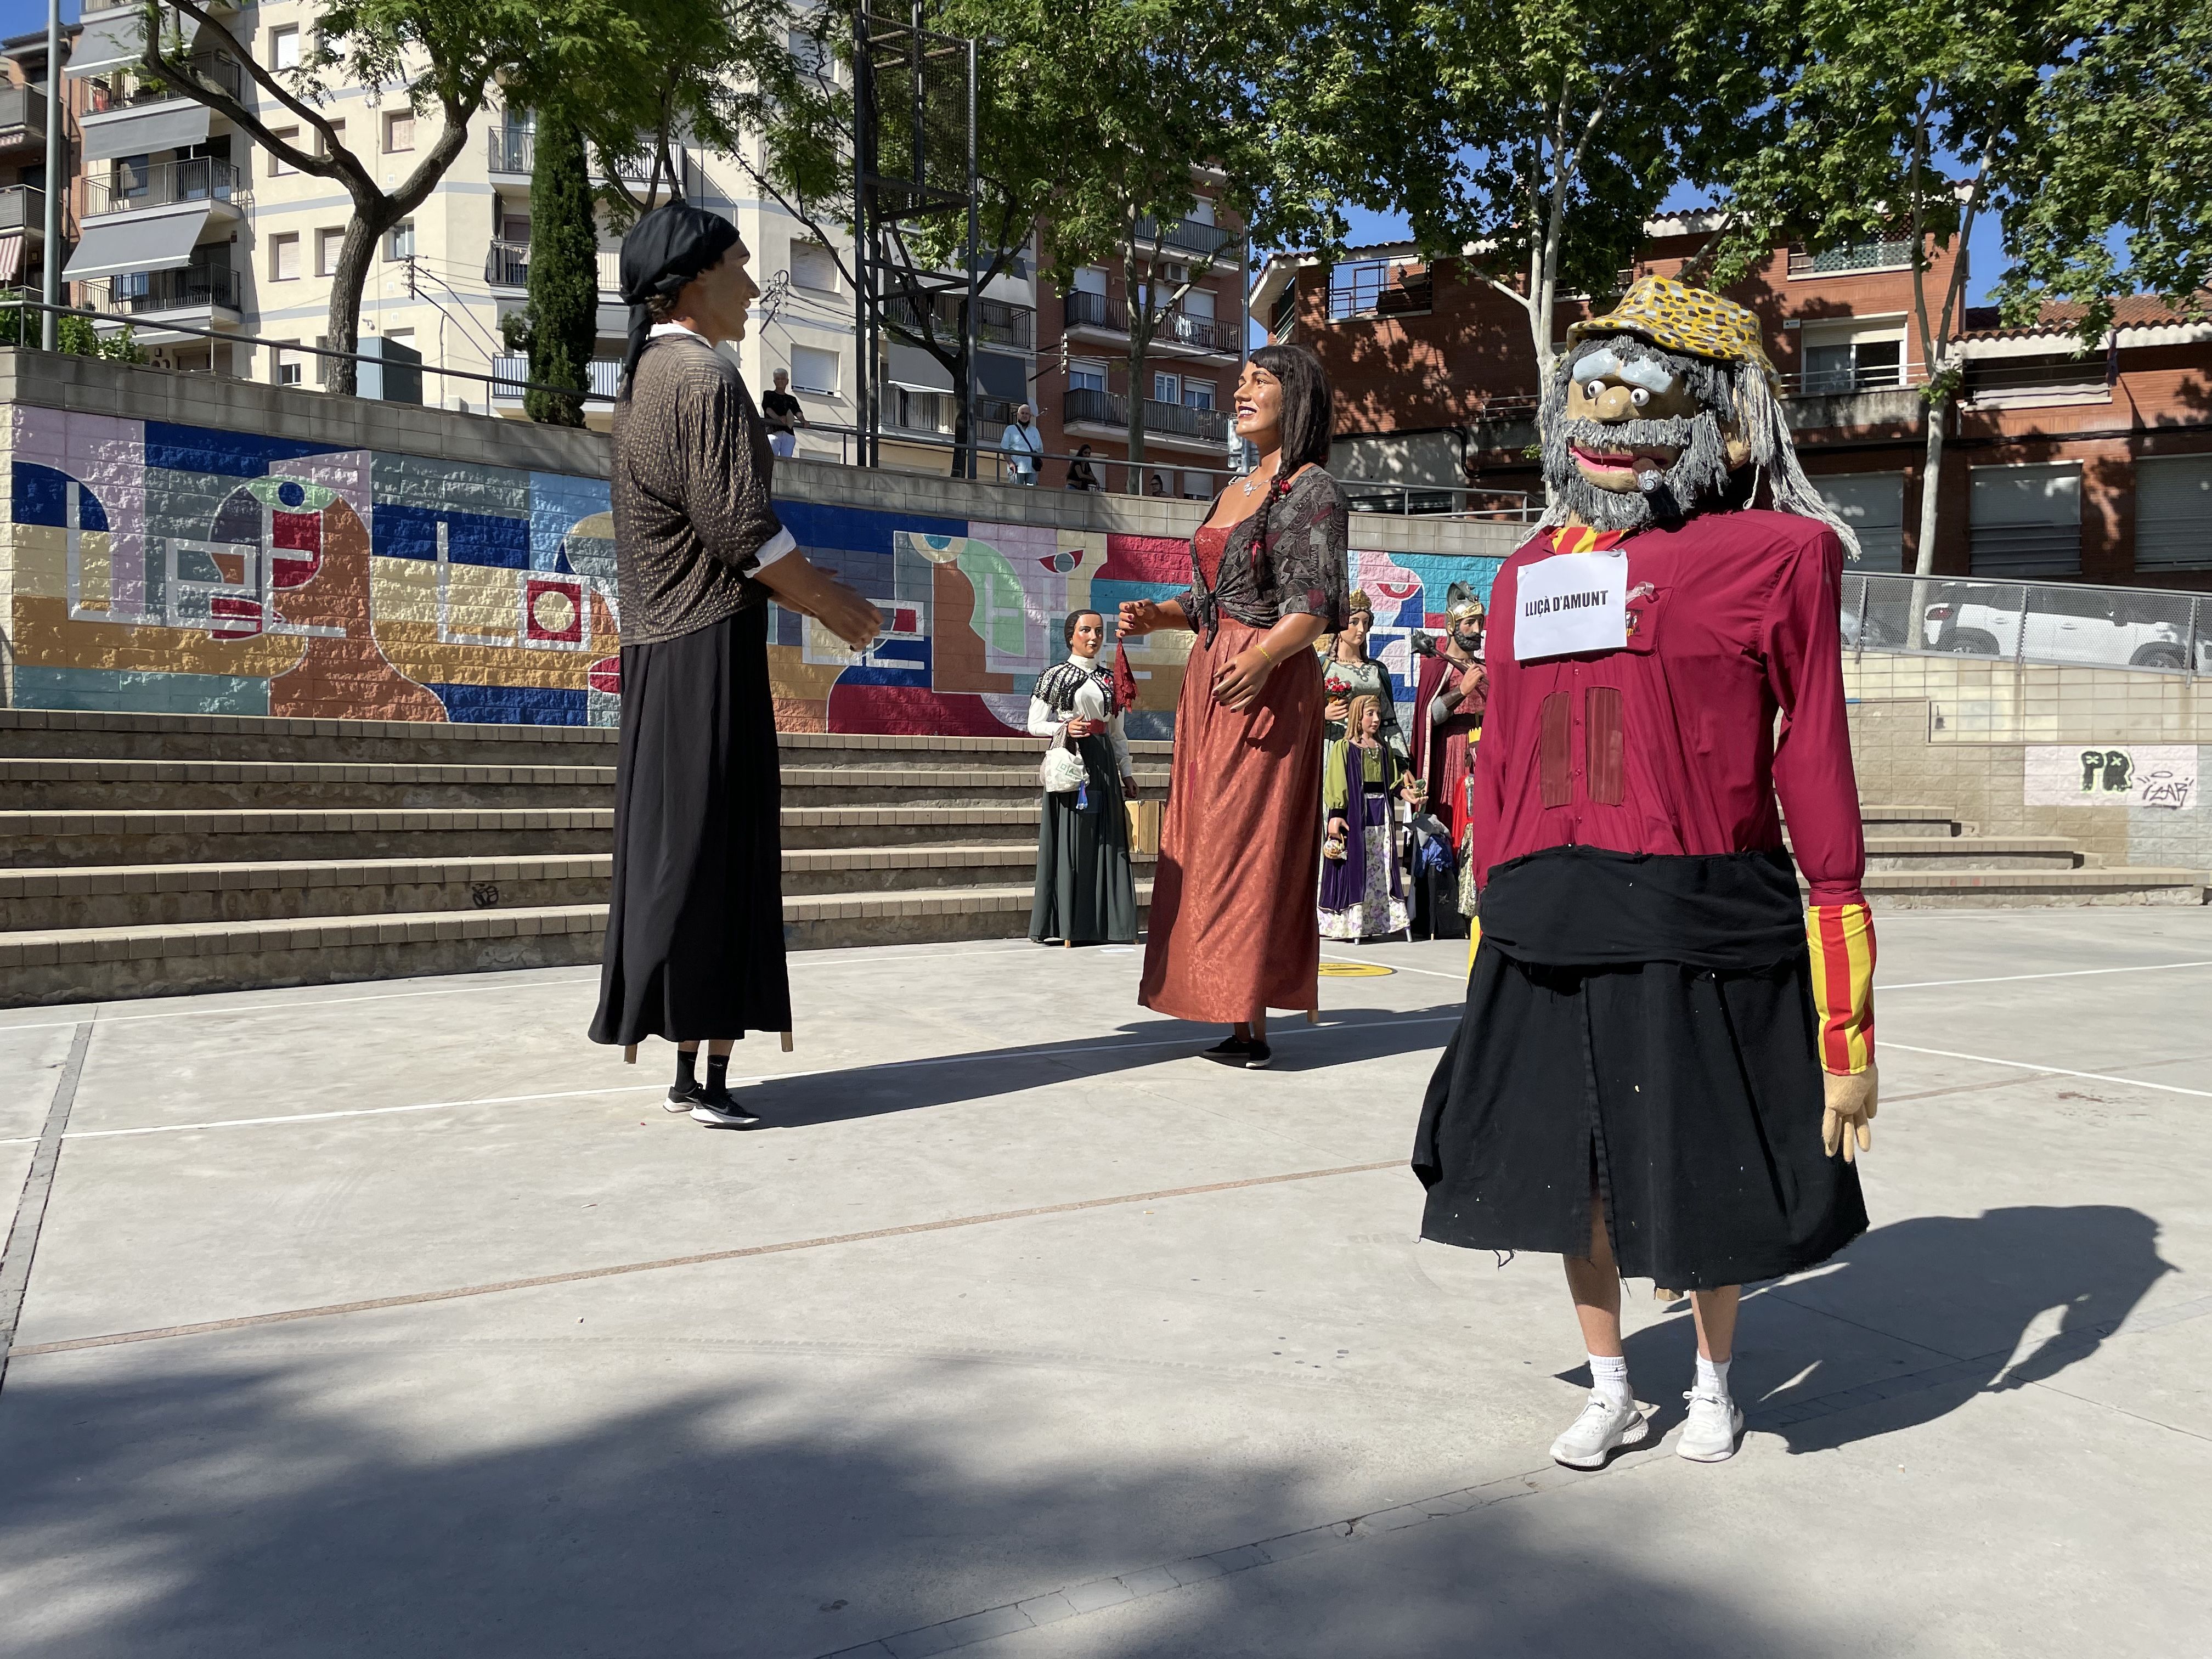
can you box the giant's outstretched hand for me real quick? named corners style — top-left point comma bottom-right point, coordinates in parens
top-left (1822, 1064), bottom-right (1878, 1163)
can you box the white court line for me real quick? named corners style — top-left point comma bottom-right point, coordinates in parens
top-left (0, 941), bottom-right (1064, 1034)
top-left (0, 1013), bottom-right (1462, 1145)
top-left (1880, 960), bottom-right (2212, 991)
top-left (1882, 1042), bottom-right (2212, 1099)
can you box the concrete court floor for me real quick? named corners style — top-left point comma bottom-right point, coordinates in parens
top-left (0, 907), bottom-right (2208, 1659)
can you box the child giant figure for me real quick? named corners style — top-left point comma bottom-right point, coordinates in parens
top-left (1413, 279), bottom-right (1880, 1468)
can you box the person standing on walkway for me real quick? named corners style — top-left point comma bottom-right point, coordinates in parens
top-left (1028, 610), bottom-right (1139, 946)
top-left (1001, 404), bottom-right (1042, 486)
top-left (761, 367), bottom-right (806, 459)
top-left (1120, 344), bottom-right (1348, 1070)
top-left (589, 202), bottom-right (882, 1128)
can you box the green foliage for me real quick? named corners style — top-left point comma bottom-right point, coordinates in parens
top-left (524, 105), bottom-right (597, 427)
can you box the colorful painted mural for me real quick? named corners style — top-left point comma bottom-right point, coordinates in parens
top-left (3, 407), bottom-right (1505, 734)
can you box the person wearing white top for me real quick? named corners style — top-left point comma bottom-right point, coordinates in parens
top-left (1028, 610), bottom-right (1139, 944)
top-left (1001, 403), bottom-right (1043, 486)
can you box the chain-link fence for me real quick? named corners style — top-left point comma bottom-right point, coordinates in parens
top-left (1844, 571), bottom-right (2209, 676)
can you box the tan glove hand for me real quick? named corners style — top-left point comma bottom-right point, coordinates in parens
top-left (1821, 1063), bottom-right (1879, 1164)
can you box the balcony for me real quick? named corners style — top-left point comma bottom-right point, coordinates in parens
top-left (0, 84), bottom-right (47, 148)
top-left (84, 54), bottom-right (244, 113)
top-left (1133, 214), bottom-right (1240, 261)
top-left (1063, 386), bottom-right (1229, 447)
top-left (488, 127), bottom-right (534, 175)
top-left (1787, 238), bottom-right (1915, 276)
top-left (1329, 261), bottom-right (1432, 323)
top-left (1064, 289), bottom-right (1126, 335)
top-left (90, 262), bottom-right (241, 317)
top-left (84, 156), bottom-right (243, 217)
top-left (883, 289), bottom-right (1035, 351)
top-left (0, 185), bottom-right (44, 236)
top-left (485, 239), bottom-right (528, 289)
top-left (490, 355), bottom-right (623, 405)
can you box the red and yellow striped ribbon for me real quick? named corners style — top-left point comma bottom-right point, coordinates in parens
top-left (1805, 902), bottom-right (1876, 1074)
top-left (1549, 526), bottom-right (1625, 555)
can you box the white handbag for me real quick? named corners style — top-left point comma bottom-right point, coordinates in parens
top-left (1041, 729), bottom-right (1088, 793)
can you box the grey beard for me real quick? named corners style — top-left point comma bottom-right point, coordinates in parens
top-left (1544, 413), bottom-right (1734, 531)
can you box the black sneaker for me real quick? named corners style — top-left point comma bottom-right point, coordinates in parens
top-left (1244, 1041), bottom-right (1273, 1070)
top-left (1200, 1035), bottom-right (1253, 1064)
top-left (665, 1081), bottom-right (704, 1113)
top-left (689, 1088), bottom-right (765, 1129)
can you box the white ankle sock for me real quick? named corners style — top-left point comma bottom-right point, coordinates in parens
top-left (1589, 1352), bottom-right (1631, 1406)
top-left (1694, 1355), bottom-right (1732, 1399)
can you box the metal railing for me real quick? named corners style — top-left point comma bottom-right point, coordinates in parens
top-left (86, 156), bottom-right (243, 217)
top-left (882, 290), bottom-right (1035, 350)
top-left (1329, 262), bottom-right (1434, 323)
top-left (485, 239), bottom-right (529, 288)
top-left (1133, 214), bottom-right (1241, 259)
top-left (0, 84), bottom-right (47, 141)
top-left (0, 185), bottom-right (43, 233)
top-left (88, 263), bottom-right (241, 315)
top-left (488, 128), bottom-right (534, 173)
top-left (1063, 289), bottom-right (1124, 334)
top-left (1962, 356), bottom-right (2112, 401)
top-left (86, 54), bottom-right (244, 112)
top-left (1845, 571), bottom-right (2207, 677)
top-left (1788, 239), bottom-right (1915, 276)
top-left (490, 355), bottom-right (620, 402)
top-left (1063, 386), bottom-right (1230, 443)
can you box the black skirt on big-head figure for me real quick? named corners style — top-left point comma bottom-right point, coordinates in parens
top-left (589, 604), bottom-right (792, 1045)
top-left (1412, 845), bottom-right (1866, 1293)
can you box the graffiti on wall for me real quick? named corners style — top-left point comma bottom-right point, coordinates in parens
top-left (4, 408), bottom-right (1506, 733)
top-left (2025, 744), bottom-right (2199, 811)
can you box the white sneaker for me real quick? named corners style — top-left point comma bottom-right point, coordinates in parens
top-left (1548, 1390), bottom-right (1649, 1469)
top-left (1677, 1391), bottom-right (1745, 1462)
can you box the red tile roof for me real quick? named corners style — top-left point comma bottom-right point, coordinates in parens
top-left (1959, 292), bottom-right (2212, 340)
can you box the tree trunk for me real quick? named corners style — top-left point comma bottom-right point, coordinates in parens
top-left (1912, 392), bottom-right (1947, 577)
top-left (324, 217), bottom-right (387, 399)
top-left (527, 106), bottom-right (597, 427)
top-left (1126, 323), bottom-right (1149, 493)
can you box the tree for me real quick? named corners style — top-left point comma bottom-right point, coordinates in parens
top-left (1989, 0), bottom-right (2211, 343)
top-left (138, 0), bottom-right (621, 395)
top-left (1251, 0), bottom-right (1786, 394)
top-left (523, 104), bottom-right (597, 426)
top-left (1710, 0), bottom-right (2051, 576)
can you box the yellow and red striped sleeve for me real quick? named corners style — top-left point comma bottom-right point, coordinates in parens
top-left (1805, 902), bottom-right (1876, 1075)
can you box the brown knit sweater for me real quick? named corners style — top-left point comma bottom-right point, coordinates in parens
top-left (610, 331), bottom-right (788, 647)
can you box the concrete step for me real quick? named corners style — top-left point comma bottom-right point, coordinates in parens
top-left (1863, 835), bottom-right (2084, 872)
top-left (0, 806), bottom-right (616, 867)
top-left (782, 804), bottom-right (1048, 850)
top-left (0, 757), bottom-right (617, 811)
top-left (0, 882), bottom-right (1155, 1006)
top-left (1856, 805), bottom-right (1963, 838)
top-left (1862, 867), bottom-right (2208, 908)
top-left (780, 767), bottom-right (1169, 809)
top-left (0, 840), bottom-right (1163, 929)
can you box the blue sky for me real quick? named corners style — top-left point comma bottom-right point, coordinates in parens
top-left (0, 0), bottom-right (69, 46)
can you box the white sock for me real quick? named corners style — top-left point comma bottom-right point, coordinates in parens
top-left (1589, 1352), bottom-right (1632, 1406)
top-left (1695, 1355), bottom-right (1733, 1400)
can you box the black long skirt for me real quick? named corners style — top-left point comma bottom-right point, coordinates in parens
top-left (1412, 942), bottom-right (1867, 1291)
top-left (588, 605), bottom-right (792, 1046)
top-left (1029, 735), bottom-right (1138, 945)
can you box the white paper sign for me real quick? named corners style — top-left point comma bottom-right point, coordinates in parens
top-left (2023, 744), bottom-right (2199, 810)
top-left (1514, 551), bottom-right (1628, 661)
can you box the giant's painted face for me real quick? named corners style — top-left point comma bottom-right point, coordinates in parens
top-left (1542, 334), bottom-right (1754, 532)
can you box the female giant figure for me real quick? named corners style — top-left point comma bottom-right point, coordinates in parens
top-left (1119, 344), bottom-right (1349, 1071)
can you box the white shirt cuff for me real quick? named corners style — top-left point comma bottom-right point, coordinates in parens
top-left (751, 526), bottom-right (797, 571)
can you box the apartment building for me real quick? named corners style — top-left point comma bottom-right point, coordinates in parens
top-left (1030, 185), bottom-right (1247, 498)
top-left (0, 24), bottom-right (78, 324)
top-left (50, 2), bottom-right (1037, 452)
top-left (1251, 216), bottom-right (2212, 588)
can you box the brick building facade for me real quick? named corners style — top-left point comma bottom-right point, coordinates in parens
top-left (1250, 214), bottom-right (2212, 589)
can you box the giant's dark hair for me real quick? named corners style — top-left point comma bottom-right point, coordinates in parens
top-left (1062, 608), bottom-right (1103, 646)
top-left (1248, 342), bottom-right (1334, 475)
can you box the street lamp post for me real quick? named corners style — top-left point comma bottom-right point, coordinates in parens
top-left (41, 0), bottom-right (61, 351)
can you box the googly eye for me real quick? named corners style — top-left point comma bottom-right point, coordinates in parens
top-left (1630, 387), bottom-right (1650, 407)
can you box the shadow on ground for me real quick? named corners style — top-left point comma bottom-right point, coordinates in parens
top-left (1605, 1205), bottom-right (2173, 1451)
top-left (0, 1347), bottom-right (1842, 1659)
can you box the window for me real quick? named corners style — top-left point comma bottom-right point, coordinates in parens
top-left (1069, 359), bottom-right (1107, 396)
top-left (789, 241), bottom-right (838, 293)
top-left (1969, 462), bottom-right (2082, 578)
top-left (272, 340), bottom-right (302, 386)
top-left (318, 119), bottom-right (346, 160)
top-left (316, 228), bottom-right (343, 278)
top-left (789, 343), bottom-right (839, 395)
top-left (269, 232), bottom-right (300, 281)
top-left (1073, 266), bottom-right (1108, 296)
top-left (1181, 471), bottom-right (1211, 499)
top-left (314, 335), bottom-right (331, 386)
top-left (1182, 380), bottom-right (1215, 411)
top-left (1815, 473), bottom-right (1906, 572)
top-left (386, 221), bottom-right (414, 261)
top-left (1188, 195), bottom-right (1216, 226)
top-left (1180, 287), bottom-right (1216, 320)
top-left (1152, 370), bottom-right (1181, 405)
top-left (115, 153), bottom-right (150, 201)
top-left (384, 111), bottom-right (414, 153)
top-left (270, 25), bottom-right (298, 70)
top-left (1329, 258), bottom-right (1432, 322)
top-left (2136, 456), bottom-right (2212, 571)
top-left (1798, 318), bottom-right (1906, 396)
top-left (269, 127), bottom-right (298, 176)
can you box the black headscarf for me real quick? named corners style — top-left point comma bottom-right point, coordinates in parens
top-left (618, 202), bottom-right (742, 383)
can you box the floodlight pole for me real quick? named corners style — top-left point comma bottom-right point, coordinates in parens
top-left (851, 6), bottom-right (877, 467)
top-left (41, 0), bottom-right (61, 351)
top-left (961, 35), bottom-right (978, 480)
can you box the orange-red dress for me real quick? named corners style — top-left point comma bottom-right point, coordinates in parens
top-left (1138, 524), bottom-right (1326, 1023)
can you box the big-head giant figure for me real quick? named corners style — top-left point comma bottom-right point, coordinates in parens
top-left (1413, 277), bottom-right (1879, 1470)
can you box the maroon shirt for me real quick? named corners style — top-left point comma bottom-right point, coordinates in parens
top-left (1470, 511), bottom-right (1867, 909)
